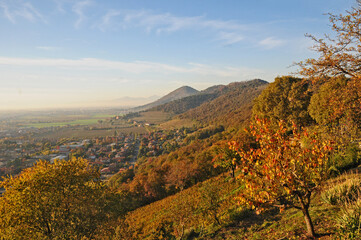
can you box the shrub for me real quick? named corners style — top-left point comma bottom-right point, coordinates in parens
top-left (228, 208), bottom-right (254, 223)
top-left (328, 144), bottom-right (360, 175)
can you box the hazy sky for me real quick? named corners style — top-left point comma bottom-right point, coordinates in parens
top-left (0, 0), bottom-right (356, 110)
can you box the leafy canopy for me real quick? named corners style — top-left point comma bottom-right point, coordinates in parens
top-left (252, 76), bottom-right (313, 128)
top-left (308, 76), bottom-right (361, 138)
top-left (0, 158), bottom-right (119, 240)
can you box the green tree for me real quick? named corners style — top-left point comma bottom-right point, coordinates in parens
top-left (308, 75), bottom-right (361, 140)
top-left (252, 76), bottom-right (313, 128)
top-left (234, 119), bottom-right (332, 237)
top-left (0, 158), bottom-right (119, 239)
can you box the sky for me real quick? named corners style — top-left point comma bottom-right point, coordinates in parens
top-left (0, 0), bottom-right (357, 110)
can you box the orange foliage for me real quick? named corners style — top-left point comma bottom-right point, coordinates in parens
top-left (233, 118), bottom-right (332, 237)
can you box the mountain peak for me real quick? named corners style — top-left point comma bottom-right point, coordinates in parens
top-left (155, 86), bottom-right (199, 105)
top-left (131, 86), bottom-right (199, 111)
top-left (160, 86), bottom-right (199, 101)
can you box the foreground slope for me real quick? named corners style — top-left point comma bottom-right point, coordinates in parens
top-left (117, 171), bottom-right (347, 240)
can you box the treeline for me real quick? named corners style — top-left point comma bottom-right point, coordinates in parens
top-left (108, 135), bottom-right (222, 206)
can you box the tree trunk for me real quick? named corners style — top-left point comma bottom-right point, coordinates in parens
top-left (302, 205), bottom-right (315, 238)
top-left (297, 192), bottom-right (315, 238)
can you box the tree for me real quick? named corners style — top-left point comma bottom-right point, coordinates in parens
top-left (252, 76), bottom-right (313, 128)
top-left (298, 2), bottom-right (361, 80)
top-left (233, 119), bottom-right (332, 237)
top-left (308, 75), bottom-right (361, 140)
top-left (297, 3), bottom-right (361, 128)
top-left (198, 182), bottom-right (223, 226)
top-left (0, 158), bottom-right (120, 239)
top-left (213, 142), bottom-right (241, 178)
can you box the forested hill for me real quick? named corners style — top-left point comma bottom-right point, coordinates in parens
top-left (179, 79), bottom-right (268, 127)
top-left (149, 84), bottom-right (227, 114)
top-left (150, 93), bottom-right (220, 114)
top-left (149, 79), bottom-right (268, 118)
top-left (132, 86), bottom-right (199, 112)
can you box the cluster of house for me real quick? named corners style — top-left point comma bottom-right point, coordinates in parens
top-left (83, 136), bottom-right (137, 176)
top-left (0, 139), bottom-right (43, 176)
top-left (0, 127), bottom-right (192, 179)
top-left (0, 135), bottom-right (139, 178)
top-left (137, 129), bottom-right (187, 158)
top-left (132, 120), bottom-right (154, 128)
top-left (52, 136), bottom-right (139, 177)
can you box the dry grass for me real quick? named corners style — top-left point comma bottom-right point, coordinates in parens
top-left (159, 118), bottom-right (196, 130)
top-left (322, 173), bottom-right (361, 205)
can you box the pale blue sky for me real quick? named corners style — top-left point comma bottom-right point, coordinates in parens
top-left (0, 0), bottom-right (356, 110)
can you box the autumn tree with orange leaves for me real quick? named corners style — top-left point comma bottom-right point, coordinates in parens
top-left (232, 119), bottom-right (332, 238)
top-left (298, 1), bottom-right (361, 80)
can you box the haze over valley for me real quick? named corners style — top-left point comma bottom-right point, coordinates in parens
top-left (0, 0), bottom-right (354, 111)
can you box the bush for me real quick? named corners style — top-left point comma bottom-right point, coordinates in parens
top-left (228, 208), bottom-right (254, 223)
top-left (328, 144), bottom-right (360, 175)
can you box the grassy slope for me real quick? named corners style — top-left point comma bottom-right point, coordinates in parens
top-left (120, 171), bottom-right (346, 239)
top-left (119, 174), bottom-right (243, 239)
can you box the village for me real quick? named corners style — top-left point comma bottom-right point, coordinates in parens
top-left (0, 126), bottom-right (189, 179)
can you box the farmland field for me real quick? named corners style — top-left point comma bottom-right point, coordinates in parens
top-left (132, 111), bottom-right (173, 124)
top-left (158, 118), bottom-right (196, 130)
top-left (1, 109), bottom-right (177, 139)
top-left (34, 126), bottom-right (148, 139)
top-left (25, 118), bottom-right (103, 128)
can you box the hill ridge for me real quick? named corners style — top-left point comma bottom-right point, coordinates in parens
top-left (131, 86), bottom-right (199, 112)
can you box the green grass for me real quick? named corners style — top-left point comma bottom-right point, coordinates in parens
top-left (322, 173), bottom-right (361, 205)
top-left (91, 114), bottom-right (117, 118)
top-left (24, 114), bottom-right (117, 128)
